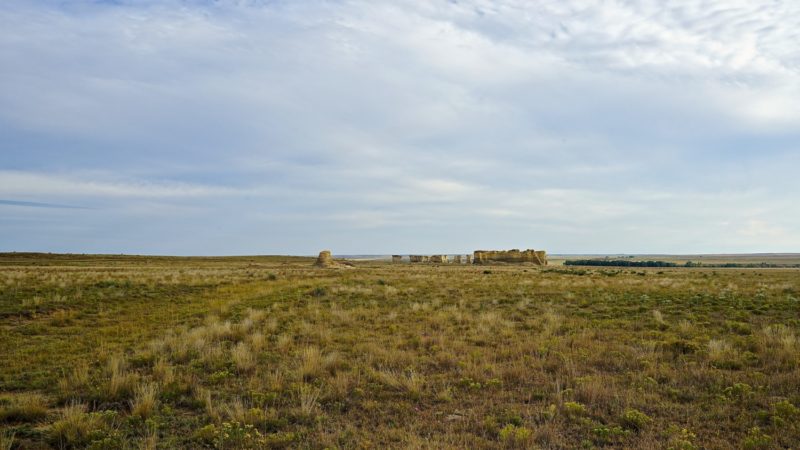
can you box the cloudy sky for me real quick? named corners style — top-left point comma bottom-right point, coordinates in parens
top-left (1, 0), bottom-right (799, 255)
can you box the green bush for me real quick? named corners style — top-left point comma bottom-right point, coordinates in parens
top-left (771, 400), bottom-right (799, 427)
top-left (563, 401), bottom-right (587, 419)
top-left (742, 427), bottom-right (771, 449)
top-left (620, 409), bottom-right (652, 431)
top-left (773, 400), bottom-right (799, 420)
top-left (592, 425), bottom-right (629, 445)
top-left (499, 424), bottom-right (532, 445)
top-left (723, 383), bottom-right (752, 402)
top-left (667, 428), bottom-right (698, 450)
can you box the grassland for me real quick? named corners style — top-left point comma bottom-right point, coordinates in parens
top-left (551, 253), bottom-right (800, 267)
top-left (1, 254), bottom-right (799, 449)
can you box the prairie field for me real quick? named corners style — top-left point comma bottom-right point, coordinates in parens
top-left (0, 254), bottom-right (799, 449)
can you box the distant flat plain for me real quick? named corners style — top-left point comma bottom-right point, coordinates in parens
top-left (550, 253), bottom-right (800, 266)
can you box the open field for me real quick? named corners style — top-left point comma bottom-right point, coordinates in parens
top-left (551, 254), bottom-right (800, 267)
top-left (1, 254), bottom-right (799, 449)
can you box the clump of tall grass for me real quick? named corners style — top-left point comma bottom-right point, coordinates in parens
top-left (299, 346), bottom-right (323, 381)
top-left (141, 425), bottom-right (158, 450)
top-left (266, 370), bottom-right (286, 392)
top-left (50, 402), bottom-right (104, 447)
top-left (707, 339), bottom-right (732, 359)
top-left (186, 326), bottom-right (208, 349)
top-left (677, 319), bottom-right (693, 337)
top-left (237, 317), bottom-right (255, 336)
top-left (0, 430), bottom-right (14, 450)
top-left (541, 309), bottom-right (562, 337)
top-left (759, 324), bottom-right (798, 367)
top-left (0, 393), bottom-right (48, 423)
top-left (232, 342), bottom-right (256, 373)
top-left (196, 388), bottom-right (220, 423)
top-left (103, 355), bottom-right (138, 401)
top-left (652, 310), bottom-right (665, 325)
top-left (264, 317), bottom-right (279, 333)
top-left (249, 331), bottom-right (266, 352)
top-left (245, 308), bottom-right (267, 324)
top-left (376, 369), bottom-right (425, 397)
top-left (58, 363), bottom-right (90, 400)
top-left (276, 334), bottom-right (293, 352)
top-left (329, 370), bottom-right (356, 400)
top-left (223, 397), bottom-right (248, 424)
top-left (200, 344), bottom-right (227, 370)
top-left (707, 339), bottom-right (741, 368)
top-left (205, 318), bottom-right (234, 342)
top-left (130, 384), bottom-right (159, 419)
top-left (298, 384), bottom-right (321, 415)
top-left (152, 358), bottom-right (174, 385)
top-left (477, 311), bottom-right (506, 333)
top-left (761, 325), bottom-right (797, 352)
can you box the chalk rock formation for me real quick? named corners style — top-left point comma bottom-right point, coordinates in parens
top-left (313, 250), bottom-right (354, 268)
top-left (314, 250), bottom-right (335, 267)
top-left (473, 249), bottom-right (547, 265)
top-left (453, 255), bottom-right (462, 264)
top-left (465, 255), bottom-right (471, 264)
top-left (430, 255), bottom-right (448, 263)
top-left (409, 255), bottom-right (433, 263)
top-left (392, 255), bottom-right (403, 263)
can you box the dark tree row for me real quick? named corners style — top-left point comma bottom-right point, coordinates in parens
top-left (564, 259), bottom-right (677, 267)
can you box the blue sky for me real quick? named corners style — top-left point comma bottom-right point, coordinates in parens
top-left (1, 0), bottom-right (799, 255)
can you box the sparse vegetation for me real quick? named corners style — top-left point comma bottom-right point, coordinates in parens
top-left (1, 253), bottom-right (799, 447)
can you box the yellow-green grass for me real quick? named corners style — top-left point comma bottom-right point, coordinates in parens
top-left (0, 255), bottom-right (798, 448)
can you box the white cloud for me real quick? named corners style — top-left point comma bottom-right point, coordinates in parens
top-left (0, 171), bottom-right (242, 199)
top-left (738, 219), bottom-right (787, 238)
top-left (1, 0), bottom-right (799, 254)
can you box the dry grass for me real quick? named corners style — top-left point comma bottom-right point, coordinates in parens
top-left (329, 370), bottom-right (356, 399)
top-left (375, 368), bottom-right (425, 396)
top-left (141, 426), bottom-right (158, 450)
top-left (104, 355), bottom-right (138, 401)
top-left (1, 254), bottom-right (799, 448)
top-left (707, 338), bottom-right (732, 357)
top-left (130, 383), bottom-right (159, 419)
top-left (0, 430), bottom-right (14, 450)
top-left (249, 331), bottom-right (266, 352)
top-left (299, 346), bottom-right (323, 381)
top-left (0, 393), bottom-right (48, 423)
top-left (298, 384), bottom-right (321, 415)
top-left (50, 402), bottom-right (105, 447)
top-left (197, 388), bottom-right (219, 423)
top-left (232, 342), bottom-right (256, 373)
top-left (652, 309), bottom-right (665, 325)
top-left (152, 358), bottom-right (174, 385)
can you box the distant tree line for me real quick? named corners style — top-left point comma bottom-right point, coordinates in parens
top-left (564, 260), bottom-right (677, 267)
top-left (565, 260), bottom-right (800, 268)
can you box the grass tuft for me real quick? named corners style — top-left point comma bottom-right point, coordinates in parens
top-left (130, 383), bottom-right (159, 419)
top-left (50, 402), bottom-right (104, 447)
top-left (0, 394), bottom-right (48, 423)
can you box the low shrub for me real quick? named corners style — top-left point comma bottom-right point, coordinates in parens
top-left (498, 423), bottom-right (532, 446)
top-left (620, 408), bottom-right (652, 431)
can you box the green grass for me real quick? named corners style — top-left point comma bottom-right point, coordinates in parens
top-left (1, 255), bottom-right (799, 448)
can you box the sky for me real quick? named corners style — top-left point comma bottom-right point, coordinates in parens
top-left (1, 0), bottom-right (799, 255)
